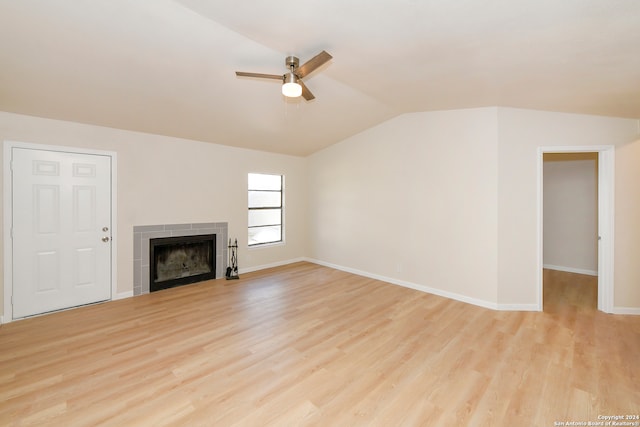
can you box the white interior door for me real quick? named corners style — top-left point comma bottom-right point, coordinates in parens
top-left (11, 147), bottom-right (112, 318)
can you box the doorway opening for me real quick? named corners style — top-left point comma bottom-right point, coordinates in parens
top-left (542, 152), bottom-right (598, 311)
top-left (537, 146), bottom-right (614, 313)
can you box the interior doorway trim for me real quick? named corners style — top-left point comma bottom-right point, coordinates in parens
top-left (536, 145), bottom-right (614, 313)
top-left (3, 140), bottom-right (118, 323)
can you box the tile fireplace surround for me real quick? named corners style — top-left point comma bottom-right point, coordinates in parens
top-left (133, 222), bottom-right (228, 295)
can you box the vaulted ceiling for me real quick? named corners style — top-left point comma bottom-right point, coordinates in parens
top-left (1, 0), bottom-right (639, 156)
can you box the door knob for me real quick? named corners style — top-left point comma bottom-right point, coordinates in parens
top-left (102, 236), bottom-right (110, 242)
top-left (102, 226), bottom-right (109, 232)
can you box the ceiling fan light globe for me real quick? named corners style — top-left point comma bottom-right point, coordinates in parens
top-left (282, 82), bottom-right (302, 97)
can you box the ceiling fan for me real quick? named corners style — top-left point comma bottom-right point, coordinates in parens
top-left (236, 50), bottom-right (332, 101)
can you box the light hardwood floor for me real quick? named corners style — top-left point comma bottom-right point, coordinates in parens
top-left (1, 263), bottom-right (638, 426)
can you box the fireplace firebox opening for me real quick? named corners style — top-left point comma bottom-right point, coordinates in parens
top-left (149, 234), bottom-right (216, 292)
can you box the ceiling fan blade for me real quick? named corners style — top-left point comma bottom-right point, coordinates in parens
top-left (296, 50), bottom-right (332, 78)
top-left (299, 80), bottom-right (315, 101)
top-left (235, 71), bottom-right (283, 80)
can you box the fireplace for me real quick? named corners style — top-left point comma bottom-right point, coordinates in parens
top-left (133, 222), bottom-right (227, 295)
top-left (149, 234), bottom-right (216, 292)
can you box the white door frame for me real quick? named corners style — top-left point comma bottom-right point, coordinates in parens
top-left (3, 140), bottom-right (118, 322)
top-left (536, 145), bottom-right (614, 313)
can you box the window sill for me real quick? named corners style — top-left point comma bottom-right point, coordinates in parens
top-left (248, 241), bottom-right (285, 250)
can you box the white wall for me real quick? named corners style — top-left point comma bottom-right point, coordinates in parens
top-left (543, 153), bottom-right (598, 275)
top-left (496, 108), bottom-right (639, 309)
top-left (614, 139), bottom-right (640, 309)
top-left (308, 108), bottom-right (500, 307)
top-left (309, 107), bottom-right (639, 311)
top-left (0, 111), bottom-right (308, 317)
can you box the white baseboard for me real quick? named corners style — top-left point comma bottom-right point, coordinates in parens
top-left (239, 257), bottom-right (306, 275)
top-left (543, 264), bottom-right (598, 276)
top-left (612, 307), bottom-right (640, 316)
top-left (304, 258), bottom-right (504, 311)
top-left (114, 291), bottom-right (133, 300)
top-left (496, 303), bottom-right (540, 311)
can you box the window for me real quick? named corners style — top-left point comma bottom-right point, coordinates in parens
top-left (248, 173), bottom-right (283, 246)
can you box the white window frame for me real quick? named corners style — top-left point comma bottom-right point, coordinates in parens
top-left (248, 173), bottom-right (284, 247)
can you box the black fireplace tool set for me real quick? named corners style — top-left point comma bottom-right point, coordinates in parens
top-left (226, 238), bottom-right (239, 280)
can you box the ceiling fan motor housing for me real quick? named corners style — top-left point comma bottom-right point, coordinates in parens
top-left (285, 56), bottom-right (300, 71)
